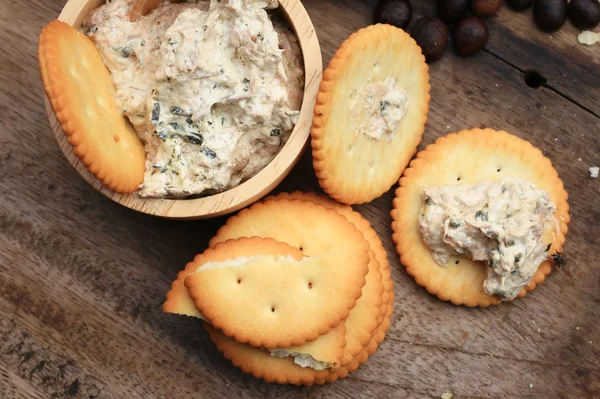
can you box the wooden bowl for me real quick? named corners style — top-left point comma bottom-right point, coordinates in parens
top-left (45, 0), bottom-right (322, 219)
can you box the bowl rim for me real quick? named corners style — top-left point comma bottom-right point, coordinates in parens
top-left (46, 0), bottom-right (321, 220)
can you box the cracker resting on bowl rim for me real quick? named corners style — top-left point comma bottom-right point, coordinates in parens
top-left (312, 24), bottom-right (430, 205)
top-left (391, 128), bottom-right (570, 307)
top-left (38, 20), bottom-right (146, 193)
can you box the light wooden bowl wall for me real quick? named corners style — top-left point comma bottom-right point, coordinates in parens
top-left (45, 0), bottom-right (322, 219)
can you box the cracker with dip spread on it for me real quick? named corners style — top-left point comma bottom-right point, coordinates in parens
top-left (312, 24), bottom-right (430, 205)
top-left (80, 0), bottom-right (304, 198)
top-left (38, 20), bottom-right (146, 193)
top-left (391, 128), bottom-right (570, 307)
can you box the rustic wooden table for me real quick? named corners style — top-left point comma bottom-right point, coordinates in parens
top-left (1, 0), bottom-right (599, 398)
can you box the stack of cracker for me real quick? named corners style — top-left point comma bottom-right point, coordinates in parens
top-left (163, 192), bottom-right (393, 385)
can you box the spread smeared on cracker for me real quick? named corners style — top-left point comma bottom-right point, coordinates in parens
top-left (419, 178), bottom-right (558, 300)
top-left (352, 77), bottom-right (408, 141)
top-left (38, 20), bottom-right (146, 193)
top-left (312, 24), bottom-right (430, 204)
top-left (392, 128), bottom-right (570, 307)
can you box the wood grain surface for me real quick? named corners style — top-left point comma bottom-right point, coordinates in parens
top-left (1, 0), bottom-right (599, 398)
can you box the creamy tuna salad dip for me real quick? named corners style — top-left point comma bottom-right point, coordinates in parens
top-left (419, 178), bottom-right (558, 300)
top-left (83, 0), bottom-right (304, 197)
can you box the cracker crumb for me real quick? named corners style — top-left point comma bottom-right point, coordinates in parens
top-left (529, 384), bottom-right (534, 389)
top-left (441, 393), bottom-right (453, 399)
top-left (590, 167), bottom-right (599, 178)
top-left (578, 30), bottom-right (600, 46)
top-left (537, 328), bottom-right (541, 333)
top-left (576, 326), bottom-right (580, 330)
top-left (578, 158), bottom-right (582, 162)
top-left (554, 138), bottom-right (558, 141)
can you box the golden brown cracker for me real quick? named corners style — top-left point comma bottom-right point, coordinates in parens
top-left (391, 128), bottom-right (570, 307)
top-left (311, 24), bottom-right (430, 204)
top-left (184, 239), bottom-right (369, 349)
top-left (209, 198), bottom-right (371, 260)
top-left (266, 192), bottom-right (386, 362)
top-left (162, 237), bottom-right (303, 319)
top-left (38, 20), bottom-right (146, 193)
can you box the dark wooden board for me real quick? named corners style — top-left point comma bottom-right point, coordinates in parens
top-left (1, 0), bottom-right (599, 398)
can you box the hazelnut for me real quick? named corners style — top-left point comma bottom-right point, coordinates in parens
top-left (411, 17), bottom-right (448, 62)
top-left (472, 0), bottom-right (502, 17)
top-left (375, 0), bottom-right (413, 29)
top-left (437, 0), bottom-right (471, 23)
top-left (506, 0), bottom-right (534, 11)
top-left (534, 0), bottom-right (568, 32)
top-left (568, 0), bottom-right (600, 30)
top-left (453, 16), bottom-right (489, 56)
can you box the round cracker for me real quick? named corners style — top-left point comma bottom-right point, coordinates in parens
top-left (391, 128), bottom-right (570, 307)
top-left (184, 237), bottom-right (368, 349)
top-left (311, 24), bottom-right (430, 204)
top-left (267, 192), bottom-right (385, 357)
top-left (38, 20), bottom-right (146, 193)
